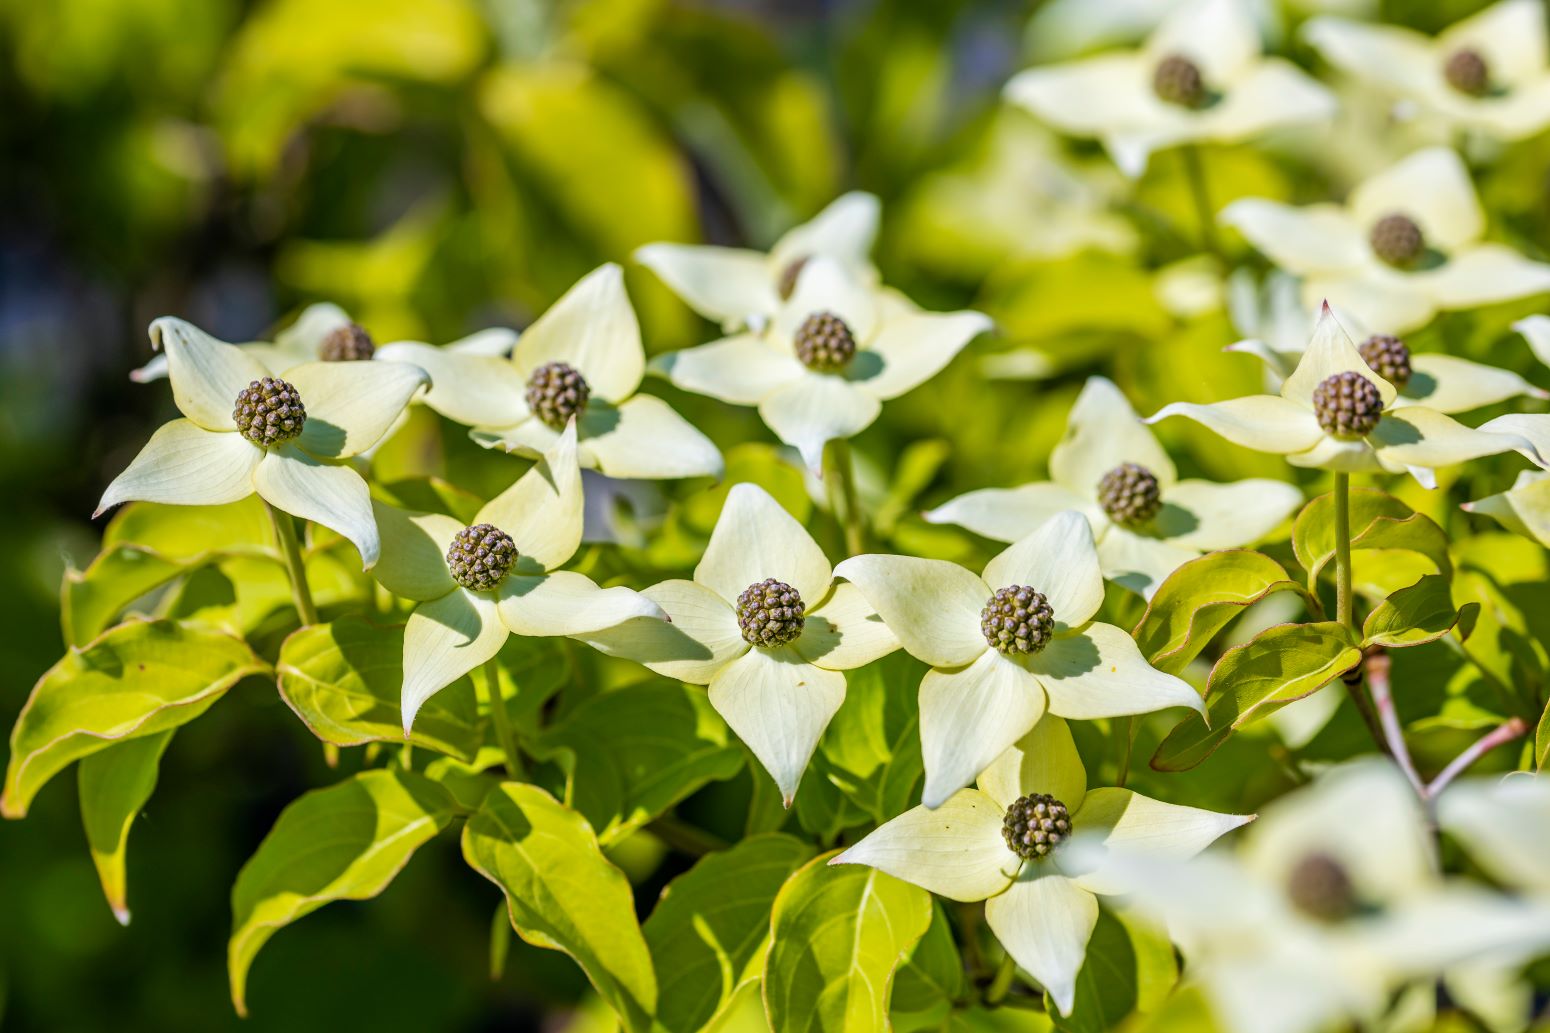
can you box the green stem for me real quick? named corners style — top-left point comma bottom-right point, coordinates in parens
top-left (480, 659), bottom-right (524, 780)
top-left (983, 953), bottom-right (1018, 1007)
top-left (647, 814), bottom-right (728, 857)
top-left (1114, 715), bottom-right (1135, 788)
top-left (1181, 144), bottom-right (1221, 260)
top-left (823, 439), bottom-right (866, 556)
top-left (266, 501), bottom-right (318, 626)
top-left (1333, 474), bottom-right (1353, 634)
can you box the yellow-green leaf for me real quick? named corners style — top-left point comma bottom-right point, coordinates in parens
top-left (78, 729), bottom-right (175, 925)
top-left (1362, 575), bottom-right (1465, 649)
top-left (1293, 488), bottom-right (1451, 589)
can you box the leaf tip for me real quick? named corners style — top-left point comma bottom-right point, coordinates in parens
top-left (112, 904), bottom-right (131, 926)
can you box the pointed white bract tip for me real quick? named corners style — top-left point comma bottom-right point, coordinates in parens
top-left (1319, 299), bottom-right (1334, 316)
top-left (920, 785), bottom-right (955, 810)
top-left (1406, 465), bottom-right (1438, 490)
top-left (113, 905), bottom-right (131, 926)
top-left (781, 794), bottom-right (795, 810)
top-left (128, 368), bottom-right (153, 384)
top-left (92, 505), bottom-right (108, 520)
top-left (829, 849), bottom-right (858, 866)
top-left (919, 506), bottom-right (944, 524)
top-left (1460, 501), bottom-right (1477, 512)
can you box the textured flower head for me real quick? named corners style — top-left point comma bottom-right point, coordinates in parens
top-left (833, 511), bottom-right (1202, 807)
top-left (1222, 147), bottom-right (1550, 335)
top-left (1306, 0), bottom-right (1550, 141)
top-left (926, 377), bottom-right (1302, 597)
top-left (832, 717), bottom-right (1250, 1013)
top-left (1150, 304), bottom-right (1542, 486)
top-left (580, 483), bottom-right (900, 804)
top-left (368, 422), bottom-right (666, 733)
top-left (635, 192), bottom-right (881, 331)
top-left (98, 317), bottom-right (432, 567)
top-left (653, 257), bottom-right (991, 468)
top-left (1004, 0), bottom-right (1335, 176)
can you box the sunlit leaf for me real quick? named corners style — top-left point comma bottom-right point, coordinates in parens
top-left (891, 901), bottom-right (966, 1016)
top-left (1053, 908), bottom-right (1177, 1033)
top-left (1362, 575), bottom-right (1465, 649)
top-left (77, 729), bottom-right (174, 926)
top-left (1293, 488), bottom-right (1451, 589)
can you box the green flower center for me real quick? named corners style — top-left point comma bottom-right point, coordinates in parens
top-left (1002, 793), bottom-right (1073, 861)
top-left (319, 322), bottom-right (375, 361)
top-left (981, 586), bottom-right (1054, 656)
top-left (233, 378), bottom-right (306, 446)
top-left (1369, 213), bottom-right (1425, 268)
top-left (735, 578), bottom-right (806, 647)
top-left (1098, 463), bottom-right (1162, 527)
top-left (1444, 48), bottom-right (1490, 97)
top-left (1313, 371), bottom-right (1384, 438)
top-left (1286, 852), bottom-right (1358, 923)
top-left (1357, 334), bottom-right (1412, 390)
top-left (1152, 54), bottom-right (1209, 109)
top-left (526, 361), bottom-right (590, 431)
top-left (446, 523), bottom-right (518, 591)
top-left (778, 256), bottom-right (810, 301)
top-left (794, 311), bottom-right (858, 373)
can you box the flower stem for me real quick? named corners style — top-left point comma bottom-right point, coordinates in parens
top-left (1332, 475), bottom-right (1386, 751)
top-left (1181, 144), bottom-right (1221, 260)
top-left (1365, 650), bottom-right (1425, 797)
top-left (983, 953), bottom-right (1018, 1007)
top-left (1426, 717), bottom-right (1528, 798)
top-left (480, 658), bottom-right (524, 780)
top-left (266, 500), bottom-right (318, 626)
top-left (823, 438), bottom-right (865, 556)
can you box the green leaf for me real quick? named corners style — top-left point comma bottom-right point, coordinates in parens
top-left (1292, 488), bottom-right (1451, 589)
top-left (644, 833), bottom-right (816, 1033)
top-left (534, 681), bottom-right (744, 844)
top-left (1053, 908), bottom-right (1177, 1033)
top-left (277, 617), bottom-right (484, 762)
top-left (762, 851), bottom-right (933, 1033)
top-left (228, 768), bottom-right (455, 1016)
top-left (1536, 702), bottom-right (1550, 772)
top-left (1132, 550), bottom-right (1315, 675)
top-left (1362, 575), bottom-right (1464, 649)
top-left (1151, 621), bottom-right (1361, 772)
top-left (164, 552), bottom-right (363, 638)
top-left (78, 729), bottom-right (174, 925)
top-left (462, 783), bottom-right (657, 1033)
top-left (2, 619), bottom-right (268, 818)
top-left (891, 902), bottom-right (966, 1015)
top-left (815, 652), bottom-right (928, 823)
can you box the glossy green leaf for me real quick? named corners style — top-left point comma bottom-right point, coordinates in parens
top-left (644, 833), bottom-right (815, 1033)
top-left (78, 729), bottom-right (174, 925)
top-left (277, 617), bottom-right (483, 762)
top-left (534, 682), bottom-right (744, 844)
top-left (164, 552), bottom-right (364, 638)
top-left (1293, 488), bottom-right (1450, 589)
top-left (1053, 908), bottom-right (1177, 1033)
top-left (1362, 575), bottom-right (1464, 649)
top-left (1132, 550), bottom-right (1314, 675)
top-left (462, 783), bottom-right (657, 1033)
top-left (2, 619), bottom-right (267, 818)
top-left (891, 902), bottom-right (966, 1015)
top-left (815, 652), bottom-right (927, 823)
top-left (228, 769), bottom-right (456, 1016)
top-left (763, 851), bottom-right (932, 1033)
top-left (1152, 622), bottom-right (1361, 772)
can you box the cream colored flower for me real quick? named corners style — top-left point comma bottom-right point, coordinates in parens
top-left (636, 192), bottom-right (880, 331)
top-left (1004, 0), bottom-right (1335, 176)
top-left (98, 317), bottom-right (430, 567)
top-left (833, 717), bottom-right (1250, 1014)
top-left (833, 511), bottom-right (1202, 807)
top-left (926, 376), bottom-right (1302, 598)
top-left (653, 257), bottom-right (990, 468)
top-left (1306, 0), bottom-right (1550, 141)
top-left (1222, 147), bottom-right (1550, 334)
top-left (579, 483), bottom-right (899, 804)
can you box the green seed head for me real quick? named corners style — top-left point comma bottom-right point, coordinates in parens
top-left (1002, 793), bottom-right (1073, 861)
top-left (1313, 370), bottom-right (1384, 438)
top-left (1153, 54), bottom-right (1209, 109)
top-left (1369, 213), bottom-right (1425, 268)
top-left (446, 523), bottom-right (518, 592)
top-left (1098, 463), bottom-right (1163, 527)
top-left (794, 311), bottom-right (858, 372)
top-left (1286, 852), bottom-right (1358, 923)
top-left (319, 322), bottom-right (375, 361)
top-left (981, 586), bottom-right (1054, 656)
top-left (735, 578), bottom-right (806, 647)
top-left (233, 378), bottom-right (306, 447)
top-left (1357, 334), bottom-right (1412, 390)
top-left (778, 256), bottom-right (809, 301)
top-left (1444, 48), bottom-right (1490, 97)
top-left (525, 361), bottom-right (590, 431)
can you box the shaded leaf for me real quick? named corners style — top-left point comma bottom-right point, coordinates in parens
top-left (78, 729), bottom-right (174, 925)
top-left (1293, 488), bottom-right (1450, 589)
top-left (815, 652), bottom-right (928, 822)
top-left (891, 901), bottom-right (966, 1015)
top-left (1053, 908), bottom-right (1176, 1033)
top-left (1362, 575), bottom-right (1464, 649)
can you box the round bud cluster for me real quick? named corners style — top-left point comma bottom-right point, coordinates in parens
top-left (1369, 213), bottom-right (1425, 268)
top-left (1002, 793), bottom-right (1073, 861)
top-left (319, 322), bottom-right (375, 361)
top-left (981, 586), bottom-right (1054, 656)
top-left (233, 378), bottom-right (306, 446)
top-left (1444, 48), bottom-right (1490, 97)
top-left (525, 361), bottom-right (590, 430)
top-left (1098, 463), bottom-right (1163, 527)
top-left (1357, 334), bottom-right (1412, 390)
top-left (1286, 852), bottom-right (1358, 923)
top-left (445, 523), bottom-right (518, 591)
top-left (778, 256), bottom-right (809, 301)
top-left (1312, 371), bottom-right (1384, 438)
top-left (1152, 54), bottom-right (1208, 109)
top-left (794, 311), bottom-right (858, 372)
top-left (735, 578), bottom-right (806, 647)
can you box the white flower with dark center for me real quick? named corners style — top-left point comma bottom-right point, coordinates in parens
top-left (926, 377), bottom-right (1302, 597)
top-left (1306, 0), bottom-right (1550, 141)
top-left (652, 257), bottom-right (990, 468)
top-left (98, 317), bottom-right (430, 567)
top-left (1222, 147), bottom-right (1550, 335)
top-left (1149, 304), bottom-right (1542, 487)
top-left (579, 484), bottom-right (900, 805)
top-left (1004, 0), bottom-right (1335, 176)
top-left (635, 192), bottom-right (880, 331)
top-left (833, 511), bottom-right (1202, 807)
top-left (832, 717), bottom-right (1251, 1014)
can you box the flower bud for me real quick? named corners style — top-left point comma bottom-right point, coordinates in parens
top-left (526, 361), bottom-right (590, 430)
top-left (320, 322), bottom-right (375, 361)
top-left (1357, 334), bottom-right (1412, 390)
top-left (1443, 48), bottom-right (1490, 97)
top-left (1286, 852), bottom-right (1358, 922)
top-left (736, 578), bottom-right (806, 647)
top-left (233, 378), bottom-right (306, 446)
top-left (1369, 213), bottom-right (1425, 268)
top-left (1312, 371), bottom-right (1384, 438)
top-left (446, 523), bottom-right (518, 591)
top-left (1002, 793), bottom-right (1073, 860)
top-left (1098, 463), bottom-right (1162, 527)
top-left (794, 311), bottom-right (858, 373)
top-left (981, 586), bottom-right (1054, 656)
top-left (1153, 54), bottom-right (1209, 109)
